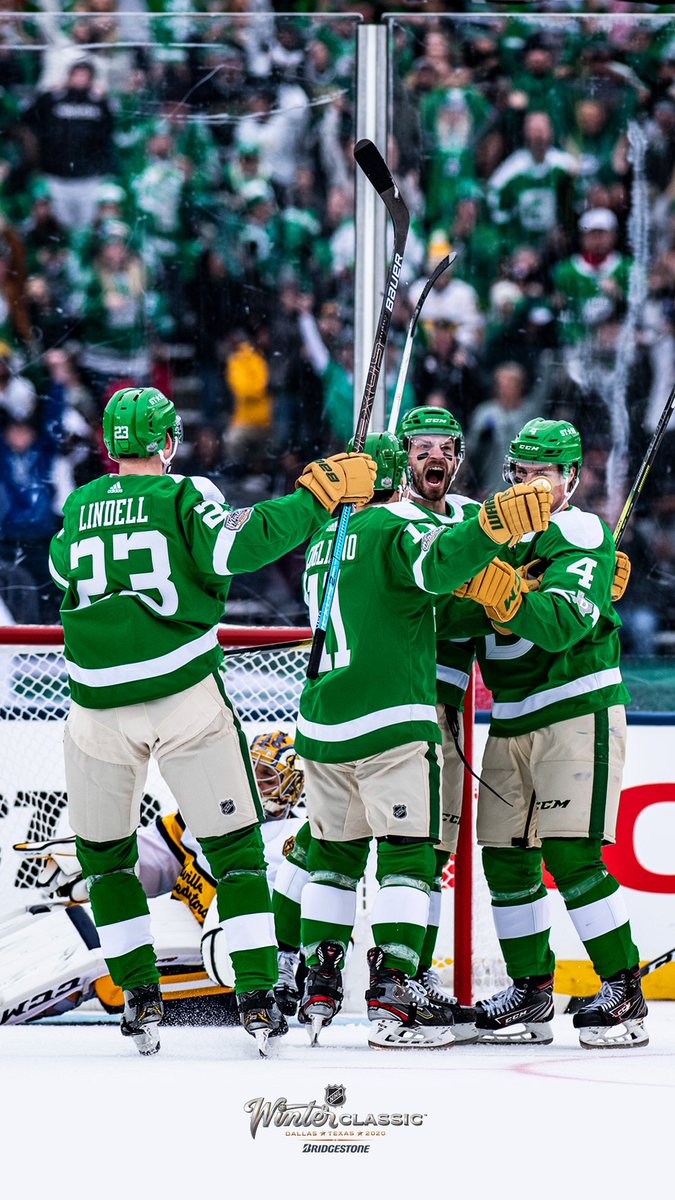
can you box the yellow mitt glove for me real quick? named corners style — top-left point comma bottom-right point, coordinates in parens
top-left (478, 480), bottom-right (552, 545)
top-left (612, 549), bottom-right (631, 602)
top-left (296, 452), bottom-right (377, 513)
top-left (458, 558), bottom-right (528, 623)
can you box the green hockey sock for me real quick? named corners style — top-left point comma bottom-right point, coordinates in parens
top-left (76, 833), bottom-right (158, 990)
top-left (371, 839), bottom-right (434, 976)
top-left (199, 825), bottom-right (277, 994)
top-left (301, 837), bottom-right (369, 964)
top-left (482, 846), bottom-right (555, 979)
top-left (544, 838), bottom-right (640, 979)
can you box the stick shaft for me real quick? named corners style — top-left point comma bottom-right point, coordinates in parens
top-left (614, 381), bottom-right (675, 545)
top-left (387, 252), bottom-right (456, 435)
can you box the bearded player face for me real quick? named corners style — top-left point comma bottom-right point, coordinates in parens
top-left (407, 434), bottom-right (459, 502)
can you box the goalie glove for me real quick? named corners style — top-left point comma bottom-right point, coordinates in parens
top-left (295, 452), bottom-right (377, 513)
top-left (612, 550), bottom-right (631, 602)
top-left (13, 836), bottom-right (88, 903)
top-left (478, 480), bottom-right (551, 545)
top-left (455, 558), bottom-right (527, 623)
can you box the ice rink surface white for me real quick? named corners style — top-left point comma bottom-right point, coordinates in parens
top-left (2, 1006), bottom-right (673, 1200)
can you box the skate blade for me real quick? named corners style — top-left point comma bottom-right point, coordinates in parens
top-left (368, 1020), bottom-right (456, 1050)
top-left (130, 1025), bottom-right (161, 1056)
top-left (254, 1028), bottom-right (271, 1058)
top-left (475, 1021), bottom-right (553, 1046)
top-left (579, 1019), bottom-right (649, 1049)
top-left (450, 1022), bottom-right (478, 1043)
top-left (309, 1015), bottom-right (326, 1046)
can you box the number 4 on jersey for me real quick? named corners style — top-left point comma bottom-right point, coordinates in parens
top-left (566, 557), bottom-right (597, 590)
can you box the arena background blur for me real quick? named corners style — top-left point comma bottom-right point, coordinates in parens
top-left (0, 1), bottom-right (673, 710)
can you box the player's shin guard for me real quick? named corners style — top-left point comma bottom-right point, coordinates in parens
top-left (75, 833), bottom-right (158, 990)
top-left (301, 837), bottom-right (369, 965)
top-left (199, 825), bottom-right (277, 994)
top-left (482, 846), bottom-right (556, 979)
top-left (371, 839), bottom-right (435, 976)
top-left (544, 838), bottom-right (640, 979)
top-left (417, 849), bottom-right (447, 972)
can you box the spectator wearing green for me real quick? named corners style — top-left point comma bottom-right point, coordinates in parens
top-left (487, 110), bottom-right (578, 255)
top-left (552, 208), bottom-right (631, 345)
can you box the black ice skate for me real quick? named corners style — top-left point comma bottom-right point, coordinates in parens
top-left (237, 989), bottom-right (288, 1057)
top-left (366, 947), bottom-right (456, 1049)
top-left (573, 967), bottom-right (648, 1048)
top-left (120, 983), bottom-right (163, 1056)
top-left (274, 949), bottom-right (300, 1017)
top-left (475, 975), bottom-right (554, 1045)
top-left (298, 940), bottom-right (345, 1045)
top-left (415, 967), bottom-right (477, 1041)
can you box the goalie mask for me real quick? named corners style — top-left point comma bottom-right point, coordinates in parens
top-left (347, 430), bottom-right (407, 493)
top-left (250, 730), bottom-right (304, 819)
top-left (504, 418), bottom-right (582, 510)
top-left (103, 386), bottom-right (183, 467)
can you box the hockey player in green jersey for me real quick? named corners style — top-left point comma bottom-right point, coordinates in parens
top-left (295, 429), bottom-right (552, 1047)
top-left (448, 418), bottom-right (648, 1048)
top-left (47, 384), bottom-right (377, 1056)
top-left (397, 405), bottom-right (480, 1035)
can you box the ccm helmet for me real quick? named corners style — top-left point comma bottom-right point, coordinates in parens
top-left (398, 405), bottom-right (464, 459)
top-left (347, 430), bottom-right (407, 492)
top-left (103, 387), bottom-right (183, 463)
top-left (504, 418), bottom-right (582, 501)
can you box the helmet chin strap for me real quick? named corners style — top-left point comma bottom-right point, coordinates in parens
top-left (158, 435), bottom-right (178, 471)
top-left (553, 465), bottom-right (580, 513)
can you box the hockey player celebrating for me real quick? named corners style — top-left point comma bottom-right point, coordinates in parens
top-left (46, 385), bottom-right (376, 1055)
top-left (295, 428), bottom-right (552, 1047)
top-left (448, 418), bottom-right (648, 1048)
top-left (397, 405), bottom-right (480, 1034)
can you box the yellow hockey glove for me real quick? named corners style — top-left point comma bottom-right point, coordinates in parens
top-left (459, 558), bottom-right (528, 623)
top-left (478, 480), bottom-right (552, 544)
top-left (296, 452), bottom-right (377, 513)
top-left (612, 550), bottom-right (631, 602)
top-left (519, 557), bottom-right (546, 593)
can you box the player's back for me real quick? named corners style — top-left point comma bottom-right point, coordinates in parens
top-left (297, 500), bottom-right (443, 764)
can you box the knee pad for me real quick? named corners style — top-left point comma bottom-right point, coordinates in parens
top-left (198, 823), bottom-right (267, 880)
top-left (376, 837), bottom-right (436, 891)
top-left (542, 837), bottom-right (607, 901)
top-left (306, 836), bottom-right (370, 885)
top-left (75, 832), bottom-right (138, 880)
top-left (482, 845), bottom-right (546, 903)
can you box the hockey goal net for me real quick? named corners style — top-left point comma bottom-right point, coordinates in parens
top-left (0, 625), bottom-right (506, 1004)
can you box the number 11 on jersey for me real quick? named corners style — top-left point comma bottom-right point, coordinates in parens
top-left (304, 573), bottom-right (351, 673)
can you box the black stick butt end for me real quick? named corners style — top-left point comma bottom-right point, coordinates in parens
top-left (306, 630), bottom-right (326, 680)
top-left (353, 139), bottom-right (393, 195)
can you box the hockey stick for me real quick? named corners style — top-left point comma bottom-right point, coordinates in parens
top-left (564, 942), bottom-right (675, 1012)
top-left (306, 140), bottom-right (410, 680)
top-left (613, 379), bottom-right (675, 547)
top-left (386, 251), bottom-right (456, 435)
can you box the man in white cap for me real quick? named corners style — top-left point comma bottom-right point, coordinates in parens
top-left (552, 207), bottom-right (631, 343)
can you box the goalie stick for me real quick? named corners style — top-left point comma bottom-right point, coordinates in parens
top-left (307, 140), bottom-right (410, 679)
top-left (386, 251), bottom-right (456, 436)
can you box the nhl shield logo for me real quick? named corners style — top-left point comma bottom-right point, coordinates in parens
top-left (324, 1084), bottom-right (346, 1108)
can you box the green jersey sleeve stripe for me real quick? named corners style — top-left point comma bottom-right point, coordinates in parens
top-left (491, 667), bottom-right (623, 721)
top-left (436, 664), bottom-right (470, 691)
top-left (297, 703), bottom-right (438, 743)
top-left (65, 625), bottom-right (219, 687)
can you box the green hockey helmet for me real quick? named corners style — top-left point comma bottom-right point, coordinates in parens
top-left (397, 406), bottom-right (465, 462)
top-left (504, 418), bottom-right (582, 499)
top-left (347, 430), bottom-right (407, 493)
top-left (103, 387), bottom-right (183, 462)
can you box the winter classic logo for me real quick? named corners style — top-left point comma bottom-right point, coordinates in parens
top-left (243, 1083), bottom-right (425, 1152)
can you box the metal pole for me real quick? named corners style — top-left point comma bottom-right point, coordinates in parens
top-left (354, 23), bottom-right (388, 433)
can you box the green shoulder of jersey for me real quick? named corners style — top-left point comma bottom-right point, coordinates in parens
top-left (49, 473), bottom-right (327, 709)
top-left (437, 506), bottom-right (629, 737)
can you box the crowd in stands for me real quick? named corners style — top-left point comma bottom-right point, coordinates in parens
top-left (0, 5), bottom-right (672, 652)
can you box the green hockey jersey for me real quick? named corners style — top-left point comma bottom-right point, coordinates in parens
top-left (296, 498), bottom-right (498, 764)
top-left (49, 473), bottom-right (327, 709)
top-left (436, 506), bottom-right (630, 737)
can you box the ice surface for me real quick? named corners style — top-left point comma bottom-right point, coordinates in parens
top-left (1, 1006), bottom-right (673, 1198)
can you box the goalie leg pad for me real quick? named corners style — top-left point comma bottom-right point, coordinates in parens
top-left (0, 903), bottom-right (107, 1024)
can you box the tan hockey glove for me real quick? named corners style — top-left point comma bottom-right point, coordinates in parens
top-left (612, 550), bottom-right (631, 602)
top-left (456, 558), bottom-right (528, 623)
top-left (13, 835), bottom-right (88, 902)
top-left (519, 557), bottom-right (546, 593)
top-left (478, 480), bottom-right (552, 545)
top-left (296, 452), bottom-right (377, 513)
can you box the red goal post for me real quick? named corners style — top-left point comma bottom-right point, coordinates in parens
top-left (0, 624), bottom-right (503, 1003)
